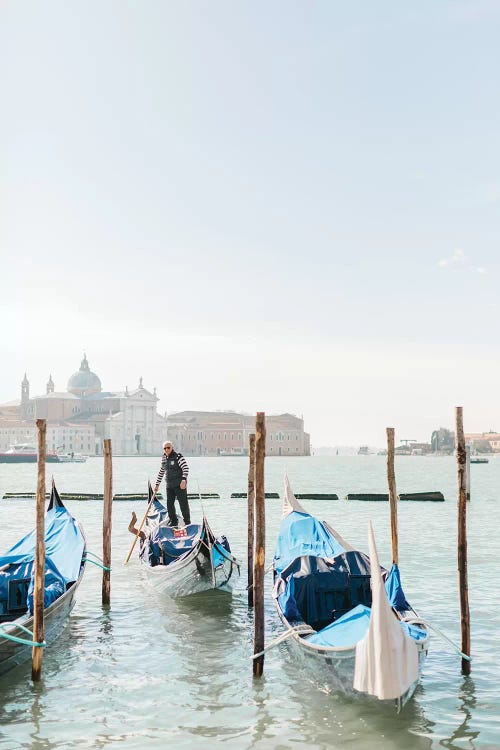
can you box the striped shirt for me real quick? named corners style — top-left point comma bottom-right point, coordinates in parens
top-left (155, 450), bottom-right (189, 488)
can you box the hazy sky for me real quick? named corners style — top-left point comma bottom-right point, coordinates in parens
top-left (1, 1), bottom-right (499, 447)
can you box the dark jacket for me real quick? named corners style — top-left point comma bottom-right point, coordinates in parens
top-left (156, 450), bottom-right (189, 489)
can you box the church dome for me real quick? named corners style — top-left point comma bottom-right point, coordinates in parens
top-left (67, 354), bottom-right (102, 396)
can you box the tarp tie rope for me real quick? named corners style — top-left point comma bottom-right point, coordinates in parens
top-left (402, 617), bottom-right (472, 661)
top-left (84, 551), bottom-right (106, 563)
top-left (246, 562), bottom-right (274, 590)
top-left (252, 624), bottom-right (316, 659)
top-left (82, 557), bottom-right (111, 571)
top-left (0, 623), bottom-right (46, 648)
top-left (82, 550), bottom-right (111, 571)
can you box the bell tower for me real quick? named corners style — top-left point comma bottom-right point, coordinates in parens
top-left (21, 373), bottom-right (29, 403)
top-left (21, 373), bottom-right (30, 419)
top-left (46, 374), bottom-right (54, 394)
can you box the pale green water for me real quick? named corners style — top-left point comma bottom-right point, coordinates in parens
top-left (0, 456), bottom-right (498, 749)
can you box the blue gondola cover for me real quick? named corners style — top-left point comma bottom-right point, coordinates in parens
top-left (274, 511), bottom-right (346, 575)
top-left (0, 504), bottom-right (85, 615)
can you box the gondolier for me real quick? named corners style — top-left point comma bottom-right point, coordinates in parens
top-left (154, 441), bottom-right (190, 527)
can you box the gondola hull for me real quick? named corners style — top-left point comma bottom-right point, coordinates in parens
top-left (0, 571), bottom-right (84, 677)
top-left (141, 541), bottom-right (237, 598)
top-left (274, 599), bottom-right (428, 709)
top-left (138, 496), bottom-right (239, 599)
top-left (0, 483), bottom-right (86, 678)
top-left (272, 476), bottom-right (430, 710)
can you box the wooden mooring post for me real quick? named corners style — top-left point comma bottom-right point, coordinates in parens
top-left (386, 427), bottom-right (398, 565)
top-left (247, 433), bottom-right (256, 608)
top-left (32, 419), bottom-right (46, 681)
top-left (456, 407), bottom-right (471, 674)
top-left (253, 413), bottom-right (266, 677)
top-left (465, 444), bottom-right (471, 502)
top-left (102, 439), bottom-right (113, 606)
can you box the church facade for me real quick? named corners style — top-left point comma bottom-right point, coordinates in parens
top-left (0, 355), bottom-right (167, 456)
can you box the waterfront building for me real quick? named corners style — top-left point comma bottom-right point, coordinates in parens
top-left (0, 420), bottom-right (95, 454)
top-left (464, 431), bottom-right (500, 453)
top-left (430, 427), bottom-right (500, 454)
top-left (1, 355), bottom-right (167, 455)
top-left (166, 411), bottom-right (310, 456)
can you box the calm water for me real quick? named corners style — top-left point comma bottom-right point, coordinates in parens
top-left (0, 456), bottom-right (498, 749)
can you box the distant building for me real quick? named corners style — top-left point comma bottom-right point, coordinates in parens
top-left (431, 428), bottom-right (455, 454)
top-left (407, 442), bottom-right (432, 456)
top-left (464, 432), bottom-right (500, 453)
top-left (0, 355), bottom-right (167, 455)
top-left (0, 421), bottom-right (95, 455)
top-left (166, 411), bottom-right (311, 457)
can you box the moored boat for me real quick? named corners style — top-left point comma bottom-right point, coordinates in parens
top-left (0, 481), bottom-right (87, 676)
top-left (272, 476), bottom-right (429, 710)
top-left (56, 452), bottom-right (88, 463)
top-left (132, 484), bottom-right (239, 598)
top-left (0, 444), bottom-right (61, 464)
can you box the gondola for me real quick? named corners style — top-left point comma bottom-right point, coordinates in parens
top-left (0, 481), bottom-right (86, 676)
top-left (132, 484), bottom-right (239, 598)
top-left (272, 476), bottom-right (429, 710)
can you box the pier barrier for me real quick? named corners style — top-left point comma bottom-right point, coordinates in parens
top-left (295, 493), bottom-right (339, 500)
top-left (398, 492), bottom-right (444, 502)
top-left (3, 491), bottom-right (220, 501)
top-left (346, 491), bottom-right (444, 502)
top-left (346, 493), bottom-right (389, 501)
top-left (2, 492), bottom-right (103, 501)
top-left (231, 492), bottom-right (279, 499)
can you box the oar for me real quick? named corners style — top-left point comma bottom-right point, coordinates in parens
top-left (124, 483), bottom-right (157, 564)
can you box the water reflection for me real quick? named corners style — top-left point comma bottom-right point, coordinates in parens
top-left (439, 677), bottom-right (479, 749)
top-left (277, 646), bottom-right (434, 749)
top-left (28, 685), bottom-right (59, 750)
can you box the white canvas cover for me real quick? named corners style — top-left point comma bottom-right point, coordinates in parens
top-left (282, 474), bottom-right (307, 517)
top-left (353, 522), bottom-right (419, 700)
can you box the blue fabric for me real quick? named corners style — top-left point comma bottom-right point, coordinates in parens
top-left (149, 523), bottom-right (202, 564)
top-left (274, 511), bottom-right (345, 575)
top-left (277, 551), bottom-right (372, 630)
top-left (0, 504), bottom-right (85, 616)
top-left (278, 575), bottom-right (302, 621)
top-left (306, 604), bottom-right (371, 647)
top-left (401, 622), bottom-right (428, 641)
top-left (305, 604), bottom-right (427, 646)
top-left (146, 498), bottom-right (170, 527)
top-left (0, 506), bottom-right (85, 585)
top-left (27, 558), bottom-right (65, 612)
top-left (385, 563), bottom-right (411, 612)
top-left (213, 541), bottom-right (233, 568)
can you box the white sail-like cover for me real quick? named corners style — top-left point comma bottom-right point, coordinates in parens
top-left (282, 474), bottom-right (307, 516)
top-left (353, 522), bottom-right (418, 700)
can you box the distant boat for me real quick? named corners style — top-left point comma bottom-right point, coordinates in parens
top-left (0, 444), bottom-right (61, 464)
top-left (470, 457), bottom-right (489, 464)
top-left (57, 453), bottom-right (88, 463)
